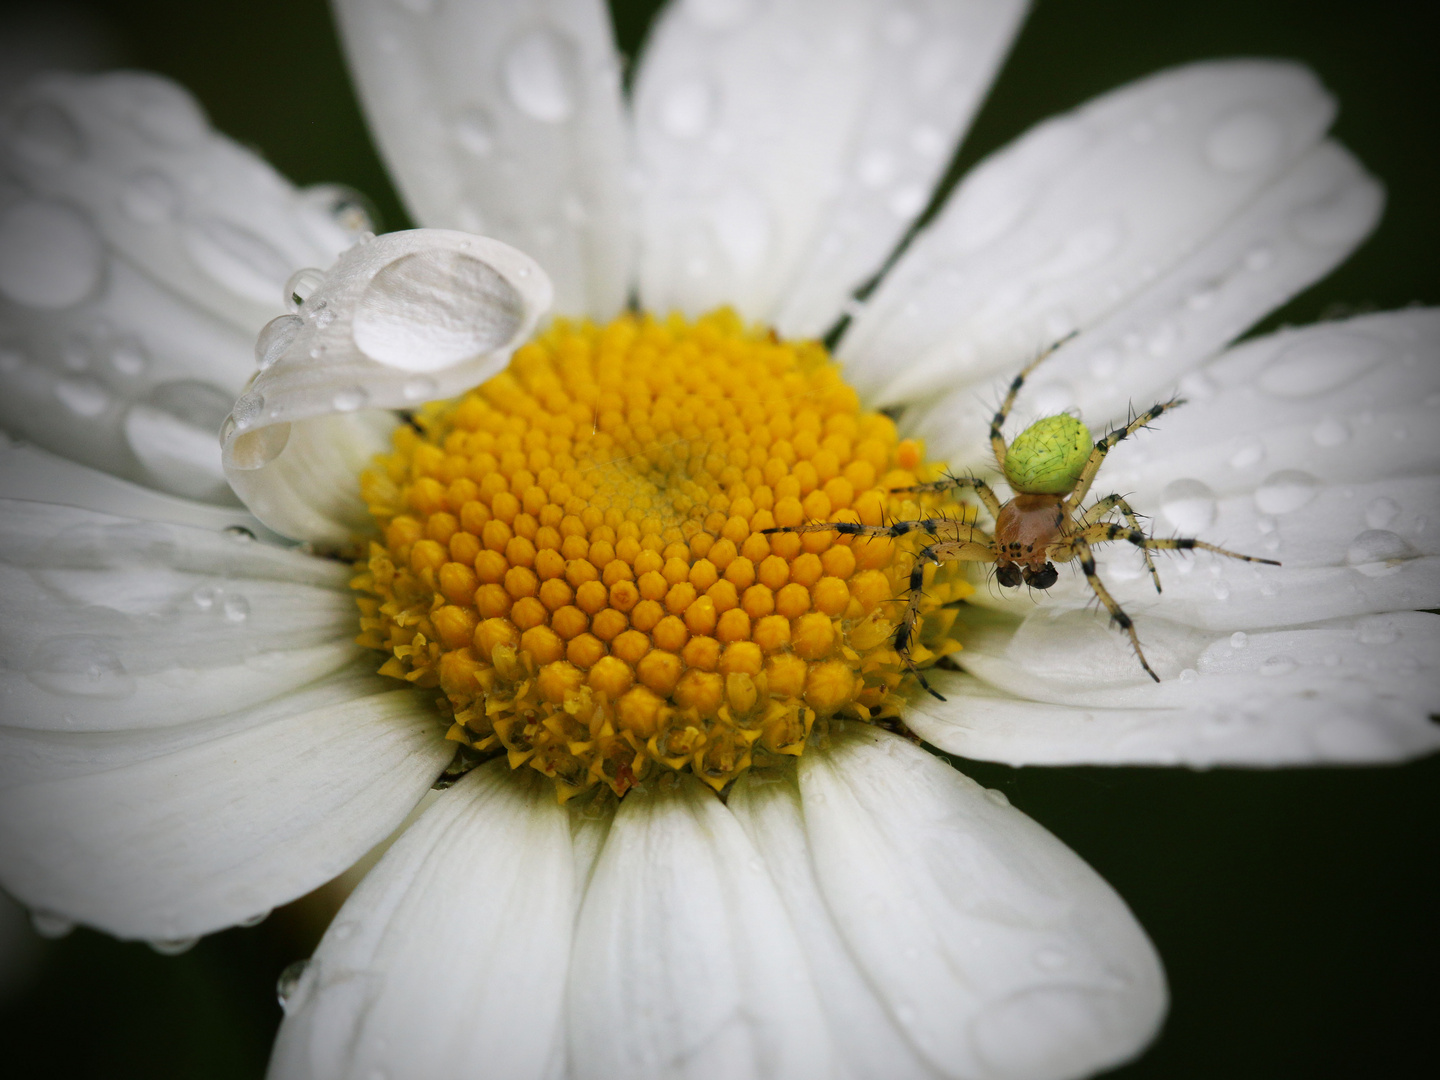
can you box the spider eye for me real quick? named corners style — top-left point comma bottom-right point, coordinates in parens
top-left (1024, 563), bottom-right (1059, 590)
top-left (996, 564), bottom-right (1023, 588)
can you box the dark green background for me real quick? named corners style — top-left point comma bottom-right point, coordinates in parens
top-left (2, 1), bottom-right (1436, 1077)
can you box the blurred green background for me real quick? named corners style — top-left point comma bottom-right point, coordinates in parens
top-left (1, 0), bottom-right (1436, 1077)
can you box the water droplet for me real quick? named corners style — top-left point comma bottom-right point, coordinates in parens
top-left (333, 387), bottom-right (369, 413)
top-left (1311, 417), bottom-right (1349, 447)
top-left (184, 219), bottom-right (289, 302)
top-left (984, 788), bottom-right (1010, 807)
top-left (1292, 184), bottom-right (1377, 248)
top-left (1160, 478), bottom-right (1217, 531)
top-left (110, 339), bottom-right (148, 377)
top-left (1204, 109), bottom-right (1283, 172)
top-left (856, 148), bottom-right (897, 189)
top-left (300, 184), bottom-right (376, 239)
top-left (276, 959), bottom-right (311, 1010)
top-left (453, 106), bottom-right (497, 157)
top-left (239, 909), bottom-right (271, 928)
top-left (256, 314), bottom-right (302, 371)
top-left (888, 183), bottom-right (927, 219)
top-left (1254, 470), bottom-right (1319, 514)
top-left (224, 525), bottom-right (256, 543)
top-left (30, 910), bottom-right (75, 939)
top-left (11, 101), bottom-right (83, 165)
top-left (120, 170), bottom-right (179, 224)
top-left (1365, 496), bottom-right (1400, 529)
top-left (1146, 319), bottom-right (1179, 357)
top-left (683, 0), bottom-right (755, 29)
top-left (284, 268), bottom-right (325, 311)
top-left (502, 27), bottom-right (577, 123)
top-left (0, 200), bottom-right (105, 309)
top-left (353, 250), bottom-right (524, 371)
top-left (1243, 246), bottom-right (1274, 271)
top-left (1357, 618), bottom-right (1400, 646)
top-left (658, 78), bottom-right (716, 139)
top-left (1211, 580), bottom-right (1231, 600)
top-left (54, 377), bottom-right (112, 417)
top-left (1345, 529), bottom-right (1416, 576)
top-left (231, 391), bottom-right (265, 431)
top-left (403, 375), bottom-right (438, 401)
top-left (1260, 655), bottom-right (1297, 677)
top-left (1179, 668), bottom-right (1199, 683)
top-left (192, 585), bottom-right (219, 610)
top-left (1186, 284), bottom-right (1219, 311)
top-left (1230, 631), bottom-right (1248, 649)
top-left (149, 936), bottom-right (200, 956)
top-left (27, 635), bottom-right (135, 698)
top-left (314, 304), bottom-right (335, 329)
top-left (223, 595), bottom-right (250, 623)
top-left (1257, 332), bottom-right (1386, 397)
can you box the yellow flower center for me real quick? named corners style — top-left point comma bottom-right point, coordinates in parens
top-left (353, 309), bottom-right (971, 799)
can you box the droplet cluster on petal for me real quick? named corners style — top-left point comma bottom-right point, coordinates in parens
top-left (353, 309), bottom-right (970, 798)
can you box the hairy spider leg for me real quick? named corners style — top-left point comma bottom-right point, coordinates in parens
top-left (1073, 521), bottom-right (1281, 568)
top-left (760, 518), bottom-right (992, 544)
top-left (897, 538), bottom-right (1000, 700)
top-left (1060, 536), bottom-right (1160, 682)
top-left (1081, 494), bottom-right (1162, 592)
top-left (1065, 396), bottom-right (1185, 509)
top-left (888, 474), bottom-right (1004, 519)
top-left (989, 330), bottom-right (1080, 468)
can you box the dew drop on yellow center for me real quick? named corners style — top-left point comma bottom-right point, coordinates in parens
top-left (353, 309), bottom-right (972, 800)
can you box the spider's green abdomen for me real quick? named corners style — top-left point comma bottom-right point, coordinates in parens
top-left (1004, 414), bottom-right (1092, 494)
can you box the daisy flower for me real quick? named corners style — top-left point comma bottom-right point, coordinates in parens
top-left (1, 1), bottom-right (1436, 1078)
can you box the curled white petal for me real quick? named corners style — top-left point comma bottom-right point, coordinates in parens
top-left (268, 762), bottom-right (574, 1080)
top-left (0, 668), bottom-right (449, 940)
top-left (222, 228), bottom-right (551, 545)
top-left (635, 0), bottom-right (1028, 334)
top-left (333, 0), bottom-right (632, 318)
top-left (843, 60), bottom-right (1336, 406)
top-left (799, 725), bottom-right (1166, 1079)
top-left (568, 773), bottom-right (834, 1080)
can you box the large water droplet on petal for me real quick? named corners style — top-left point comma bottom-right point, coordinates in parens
top-left (1204, 109), bottom-right (1283, 172)
top-left (1345, 529), bottom-right (1416, 576)
top-left (231, 391), bottom-right (264, 430)
top-left (352, 250), bottom-right (524, 372)
top-left (0, 200), bottom-right (104, 309)
top-left (502, 28), bottom-right (577, 123)
top-left (124, 380), bottom-right (232, 499)
top-left (1254, 469), bottom-right (1319, 514)
top-left (276, 958), bottom-right (311, 1011)
top-left (27, 635), bottom-right (136, 698)
top-left (1160, 478), bottom-right (1217, 531)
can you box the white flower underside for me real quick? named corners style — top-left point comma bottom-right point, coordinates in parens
top-left (0, 1), bottom-right (1435, 1078)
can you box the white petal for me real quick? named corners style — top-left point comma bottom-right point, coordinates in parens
top-left (634, 0), bottom-right (1027, 333)
top-left (961, 311), bottom-right (1440, 632)
top-left (728, 770), bottom-right (939, 1080)
top-left (0, 669), bottom-right (450, 940)
top-left (800, 725), bottom-right (1166, 1080)
top-left (842, 60), bottom-right (1336, 406)
top-left (0, 434), bottom-right (275, 536)
top-left (333, 0), bottom-right (632, 318)
top-left (268, 762), bottom-right (573, 1080)
top-left (910, 610), bottom-right (1440, 766)
top-left (909, 140), bottom-right (1383, 465)
top-left (0, 497), bottom-right (359, 732)
top-left (568, 773), bottom-right (834, 1080)
top-left (222, 228), bottom-right (550, 545)
top-left (0, 71), bottom-right (368, 333)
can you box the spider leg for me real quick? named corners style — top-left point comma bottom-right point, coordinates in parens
top-left (990, 330), bottom-right (1080, 469)
top-left (761, 517), bottom-right (992, 545)
top-left (896, 538), bottom-right (997, 701)
top-left (888, 472), bottom-right (1004, 519)
top-left (1063, 536), bottom-right (1160, 682)
top-left (1075, 521), bottom-right (1281, 569)
top-left (1065, 396), bottom-right (1185, 509)
top-left (1080, 494), bottom-right (1162, 593)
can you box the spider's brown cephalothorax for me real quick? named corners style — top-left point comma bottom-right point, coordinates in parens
top-left (765, 337), bottom-right (1281, 698)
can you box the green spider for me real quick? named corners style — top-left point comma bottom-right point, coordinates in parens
top-left (767, 342), bottom-right (1280, 698)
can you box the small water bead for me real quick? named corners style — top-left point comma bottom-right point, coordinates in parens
top-left (1178, 668), bottom-right (1199, 683)
top-left (231, 391), bottom-right (265, 430)
top-left (238, 909), bottom-right (271, 928)
top-left (149, 936), bottom-right (200, 956)
top-left (276, 959), bottom-right (311, 1010)
top-left (192, 584), bottom-right (219, 610)
top-left (402, 375), bottom-right (438, 402)
top-left (30, 911), bottom-right (76, 939)
top-left (301, 184), bottom-right (377, 238)
top-left (54, 377), bottom-right (112, 417)
top-left (1160, 478), bottom-right (1217, 532)
top-left (256, 314), bottom-right (302, 371)
top-left (284, 268), bottom-right (326, 311)
top-left (223, 595), bottom-right (251, 623)
top-left (984, 788), bottom-right (1010, 807)
top-left (1254, 470), bottom-right (1319, 515)
top-left (1211, 580), bottom-right (1231, 601)
top-left (110, 339), bottom-right (148, 378)
top-left (1365, 496), bottom-right (1400, 530)
top-left (0, 200), bottom-right (105, 309)
top-left (27, 634), bottom-right (136, 699)
top-left (1345, 529), bottom-right (1416, 576)
top-left (1228, 439), bottom-right (1265, 470)
top-left (333, 387), bottom-right (369, 412)
top-left (503, 27), bottom-right (578, 124)
top-left (314, 305), bottom-right (335, 329)
top-left (888, 183), bottom-right (927, 219)
top-left (1259, 656), bottom-right (1297, 677)
top-left (1230, 631), bottom-right (1248, 649)
top-left (1243, 246), bottom-right (1274, 272)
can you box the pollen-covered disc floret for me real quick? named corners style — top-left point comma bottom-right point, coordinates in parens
top-left (353, 310), bottom-right (971, 798)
